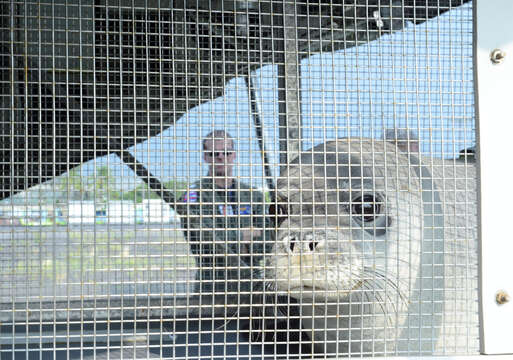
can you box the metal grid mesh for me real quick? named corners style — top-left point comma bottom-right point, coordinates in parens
top-left (0, 0), bottom-right (476, 358)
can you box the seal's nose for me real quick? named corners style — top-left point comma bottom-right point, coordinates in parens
top-left (284, 233), bottom-right (323, 254)
top-left (288, 239), bottom-right (318, 252)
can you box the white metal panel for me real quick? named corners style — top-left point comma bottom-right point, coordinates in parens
top-left (476, 0), bottom-right (513, 354)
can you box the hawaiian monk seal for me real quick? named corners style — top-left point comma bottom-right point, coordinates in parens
top-left (260, 138), bottom-right (478, 356)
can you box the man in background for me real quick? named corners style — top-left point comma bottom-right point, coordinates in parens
top-left (178, 130), bottom-right (270, 300)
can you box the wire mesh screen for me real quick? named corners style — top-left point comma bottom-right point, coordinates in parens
top-left (0, 0), bottom-right (477, 358)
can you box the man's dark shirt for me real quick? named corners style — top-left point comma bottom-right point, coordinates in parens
top-left (177, 178), bottom-right (272, 294)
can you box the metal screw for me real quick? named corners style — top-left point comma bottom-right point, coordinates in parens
top-left (490, 49), bottom-right (506, 64)
top-left (373, 11), bottom-right (384, 29)
top-left (496, 290), bottom-right (510, 305)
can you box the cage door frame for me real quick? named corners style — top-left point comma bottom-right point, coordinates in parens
top-left (475, 0), bottom-right (513, 355)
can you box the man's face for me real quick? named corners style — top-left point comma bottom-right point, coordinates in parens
top-left (203, 139), bottom-right (235, 176)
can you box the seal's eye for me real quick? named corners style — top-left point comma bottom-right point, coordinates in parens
top-left (352, 194), bottom-right (381, 222)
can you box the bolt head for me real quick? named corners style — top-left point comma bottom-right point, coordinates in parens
top-left (496, 290), bottom-right (510, 305)
top-left (490, 49), bottom-right (506, 64)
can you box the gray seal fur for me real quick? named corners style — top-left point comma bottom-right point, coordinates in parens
top-left (261, 138), bottom-right (478, 356)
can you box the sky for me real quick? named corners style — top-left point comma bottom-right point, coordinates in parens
top-left (68, 2), bottom-right (475, 192)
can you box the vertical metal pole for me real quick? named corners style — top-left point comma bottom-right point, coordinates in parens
top-left (278, 1), bottom-right (302, 173)
top-left (245, 74), bottom-right (275, 191)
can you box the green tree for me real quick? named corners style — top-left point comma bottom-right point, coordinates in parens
top-left (52, 167), bottom-right (86, 202)
top-left (52, 165), bottom-right (122, 203)
top-left (91, 166), bottom-right (121, 202)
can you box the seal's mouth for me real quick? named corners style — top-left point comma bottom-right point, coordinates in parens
top-left (266, 246), bottom-right (367, 300)
top-left (289, 279), bottom-right (364, 293)
top-left (286, 285), bottom-right (357, 302)
top-left (289, 285), bottom-right (318, 292)
top-left (278, 277), bottom-right (365, 302)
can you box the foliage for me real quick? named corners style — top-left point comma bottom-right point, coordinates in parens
top-left (52, 165), bottom-right (122, 202)
top-left (48, 166), bottom-right (187, 205)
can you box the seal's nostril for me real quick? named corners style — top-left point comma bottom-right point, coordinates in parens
top-left (309, 241), bottom-right (319, 251)
top-left (289, 240), bottom-right (295, 252)
top-left (282, 235), bottom-right (297, 254)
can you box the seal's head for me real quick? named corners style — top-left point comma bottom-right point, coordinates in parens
top-left (264, 138), bottom-right (424, 354)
